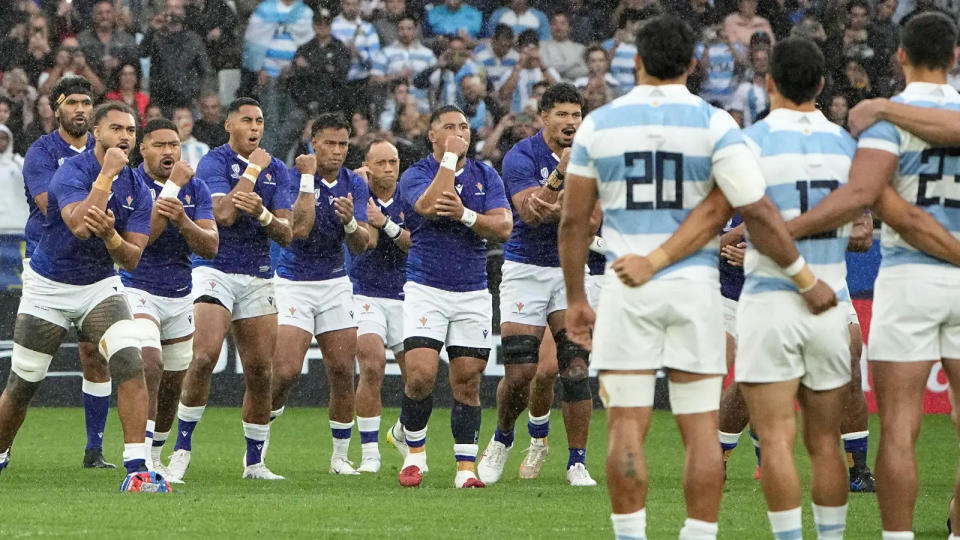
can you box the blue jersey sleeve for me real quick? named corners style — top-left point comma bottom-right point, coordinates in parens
top-left (124, 177), bottom-right (153, 236)
top-left (50, 159), bottom-right (91, 208)
top-left (351, 174), bottom-right (371, 223)
top-left (858, 120), bottom-right (900, 155)
top-left (268, 162), bottom-right (294, 212)
top-left (193, 179), bottom-right (215, 222)
top-left (483, 167), bottom-right (510, 213)
top-left (399, 164), bottom-right (432, 213)
top-left (195, 152), bottom-right (230, 196)
top-left (22, 144), bottom-right (56, 200)
top-left (501, 146), bottom-right (540, 199)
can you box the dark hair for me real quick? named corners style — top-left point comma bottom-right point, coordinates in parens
top-left (143, 118), bottom-right (179, 137)
top-left (310, 112), bottom-right (352, 138)
top-left (618, 8), bottom-right (642, 29)
top-left (227, 97), bottom-right (261, 114)
top-left (847, 0), bottom-right (870, 14)
top-left (365, 136), bottom-right (396, 158)
top-left (108, 62), bottom-right (142, 94)
top-left (901, 12), bottom-right (958, 71)
top-left (636, 15), bottom-right (695, 80)
top-left (770, 37), bottom-right (825, 104)
top-left (493, 23), bottom-right (514, 40)
top-left (584, 43), bottom-right (608, 63)
top-left (0, 96), bottom-right (13, 110)
top-left (50, 76), bottom-right (93, 110)
top-left (517, 29), bottom-right (539, 48)
top-left (92, 101), bottom-right (136, 126)
top-left (540, 83), bottom-right (583, 112)
top-left (429, 104), bottom-right (466, 126)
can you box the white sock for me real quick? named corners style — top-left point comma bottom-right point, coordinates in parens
top-left (610, 508), bottom-right (646, 540)
top-left (880, 532), bottom-right (914, 540)
top-left (812, 503), bottom-right (847, 539)
top-left (768, 508), bottom-right (802, 540)
top-left (949, 535), bottom-right (960, 540)
top-left (404, 425), bottom-right (428, 447)
top-left (177, 403), bottom-right (205, 422)
top-left (270, 407), bottom-right (284, 423)
top-left (123, 442), bottom-right (146, 466)
top-left (0, 448), bottom-right (8, 464)
top-left (144, 420), bottom-right (156, 465)
top-left (330, 420), bottom-right (353, 458)
top-left (679, 518), bottom-right (718, 539)
top-left (82, 379), bottom-right (112, 397)
top-left (152, 431), bottom-right (169, 462)
top-left (357, 416), bottom-right (380, 459)
top-left (453, 443), bottom-right (478, 463)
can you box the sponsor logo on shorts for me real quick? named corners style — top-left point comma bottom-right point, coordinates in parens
top-left (362, 303), bottom-right (371, 312)
top-left (349, 310), bottom-right (354, 319)
top-left (482, 329), bottom-right (489, 338)
top-left (267, 296), bottom-right (274, 306)
top-left (208, 281), bottom-right (217, 290)
top-left (288, 306), bottom-right (296, 315)
top-left (515, 301), bottom-right (524, 313)
top-left (418, 316), bottom-right (428, 328)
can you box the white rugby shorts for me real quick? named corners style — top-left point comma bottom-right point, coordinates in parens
top-left (355, 294), bottom-right (404, 353)
top-left (735, 291), bottom-right (852, 391)
top-left (721, 296), bottom-right (738, 338)
top-left (499, 261), bottom-right (566, 327)
top-left (192, 266), bottom-right (277, 321)
top-left (586, 272), bottom-right (605, 311)
top-left (124, 287), bottom-right (194, 341)
top-left (403, 281), bottom-right (492, 350)
top-left (276, 275), bottom-right (357, 336)
top-left (19, 264), bottom-right (125, 331)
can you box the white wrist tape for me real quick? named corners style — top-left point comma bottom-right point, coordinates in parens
top-left (344, 217), bottom-right (359, 234)
top-left (258, 207), bottom-right (273, 226)
top-left (247, 163), bottom-right (263, 174)
top-left (382, 218), bottom-right (402, 239)
top-left (460, 207), bottom-right (477, 227)
top-left (158, 181), bottom-right (181, 199)
top-left (589, 236), bottom-right (606, 254)
top-left (797, 279), bottom-right (818, 294)
top-left (299, 174), bottom-right (314, 193)
top-left (440, 151), bottom-right (458, 171)
top-left (784, 255), bottom-right (806, 277)
top-left (241, 172), bottom-right (258, 184)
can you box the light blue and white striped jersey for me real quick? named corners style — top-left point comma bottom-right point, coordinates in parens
top-left (602, 39), bottom-right (637, 94)
top-left (331, 15), bottom-right (382, 81)
top-left (509, 66), bottom-right (560, 113)
top-left (740, 109), bottom-right (856, 299)
top-left (485, 7), bottom-right (551, 41)
top-left (694, 42), bottom-right (745, 107)
top-left (181, 137), bottom-right (210, 169)
top-left (242, 0), bottom-right (315, 77)
top-left (474, 46), bottom-right (519, 90)
top-left (568, 84), bottom-right (745, 283)
top-left (859, 82), bottom-right (960, 271)
top-left (372, 41), bottom-right (437, 111)
top-left (730, 81), bottom-right (769, 127)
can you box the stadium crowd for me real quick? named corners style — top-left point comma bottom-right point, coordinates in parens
top-left (0, 0), bottom-right (952, 191)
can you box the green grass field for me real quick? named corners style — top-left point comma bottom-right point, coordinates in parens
top-left (0, 407), bottom-right (955, 539)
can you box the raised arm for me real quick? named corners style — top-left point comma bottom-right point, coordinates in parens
top-left (414, 136), bottom-right (466, 217)
top-left (849, 98), bottom-right (960, 143)
top-left (291, 155), bottom-right (317, 240)
top-left (365, 198), bottom-right (411, 252)
top-left (212, 148), bottom-right (273, 226)
top-left (61, 147), bottom-right (128, 239)
top-left (509, 149), bottom-right (568, 227)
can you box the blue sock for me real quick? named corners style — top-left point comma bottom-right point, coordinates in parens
top-left (568, 447), bottom-right (586, 468)
top-left (528, 412), bottom-right (550, 439)
top-left (81, 380), bottom-right (111, 451)
top-left (494, 427), bottom-right (514, 448)
top-left (843, 433), bottom-right (868, 454)
top-left (174, 419), bottom-right (199, 452)
top-left (843, 431), bottom-right (869, 470)
top-left (243, 423), bottom-right (269, 466)
top-left (750, 429), bottom-right (761, 466)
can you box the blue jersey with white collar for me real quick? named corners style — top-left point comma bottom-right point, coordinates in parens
top-left (191, 144), bottom-right (293, 278)
top-left (30, 149), bottom-right (152, 285)
top-left (277, 167), bottom-right (369, 282)
top-left (349, 194), bottom-right (408, 300)
top-left (501, 131), bottom-right (562, 267)
top-left (21, 131), bottom-right (95, 258)
top-left (120, 165), bottom-right (215, 297)
top-left (398, 156), bottom-right (510, 292)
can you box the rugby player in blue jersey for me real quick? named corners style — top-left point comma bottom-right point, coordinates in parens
top-left (167, 97), bottom-right (293, 481)
top-left (120, 119), bottom-right (218, 480)
top-left (269, 113), bottom-right (372, 475)
top-left (0, 102), bottom-right (160, 491)
top-left (22, 76), bottom-right (115, 469)
top-left (392, 105), bottom-right (512, 488)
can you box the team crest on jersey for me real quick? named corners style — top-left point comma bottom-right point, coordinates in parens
top-left (58, 157), bottom-right (66, 166)
top-left (263, 173), bottom-right (275, 185)
top-left (231, 163), bottom-right (241, 177)
top-left (184, 194), bottom-right (191, 204)
top-left (122, 195), bottom-right (135, 210)
top-left (139, 297), bottom-right (146, 305)
top-left (475, 182), bottom-right (484, 195)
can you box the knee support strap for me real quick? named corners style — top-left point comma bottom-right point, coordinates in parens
top-left (162, 338), bottom-right (193, 371)
top-left (501, 334), bottom-right (540, 365)
top-left (555, 329), bottom-right (590, 372)
top-left (11, 344), bottom-right (54, 383)
top-left (134, 318), bottom-right (161, 350)
top-left (561, 375), bottom-right (591, 403)
top-left (98, 319), bottom-right (141, 361)
top-left (598, 373), bottom-right (656, 408)
top-left (668, 376), bottom-right (723, 415)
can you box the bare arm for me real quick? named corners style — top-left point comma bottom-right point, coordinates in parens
top-left (61, 148), bottom-right (128, 239)
top-left (82, 206), bottom-right (148, 271)
top-left (498, 64), bottom-right (523, 104)
top-left (872, 186), bottom-right (960, 266)
top-left (366, 199), bottom-right (411, 252)
top-left (849, 98), bottom-right (960, 143)
top-left (263, 208), bottom-right (293, 247)
top-left (414, 136), bottom-right (466, 217)
top-left (291, 190), bottom-right (316, 239)
top-left (34, 193), bottom-right (48, 215)
top-left (213, 148), bottom-right (273, 226)
top-left (558, 172), bottom-right (597, 307)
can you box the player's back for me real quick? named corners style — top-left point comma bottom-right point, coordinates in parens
top-left (858, 83), bottom-right (960, 274)
top-left (569, 84), bottom-right (742, 284)
top-left (741, 109), bottom-right (856, 297)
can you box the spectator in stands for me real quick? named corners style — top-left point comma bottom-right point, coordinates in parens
top-left (371, 0), bottom-right (409, 46)
top-left (460, 73), bottom-right (503, 135)
top-left (723, 0), bottom-right (775, 47)
top-left (145, 102), bottom-right (164, 122)
top-left (487, 0), bottom-right (550, 40)
top-left (18, 94), bottom-right (56, 153)
top-left (499, 30), bottom-right (558, 113)
top-left (694, 23), bottom-right (747, 107)
top-left (840, 58), bottom-right (874, 105)
top-left (38, 37), bottom-right (106, 96)
top-left (77, 0), bottom-right (137, 83)
top-left (287, 11), bottom-right (350, 117)
top-left (193, 93), bottom-right (228, 147)
top-left (675, 0), bottom-right (716, 35)
top-left (241, 0), bottom-right (314, 94)
top-left (0, 124), bottom-right (27, 234)
top-left (826, 0), bottom-right (877, 82)
top-left (379, 81), bottom-right (413, 131)
top-left (729, 46), bottom-right (769, 127)
top-left (425, 0), bottom-right (484, 39)
top-left (475, 24), bottom-right (519, 92)
top-left (568, 0), bottom-right (613, 44)
top-left (332, 0), bottom-right (382, 115)
top-left (574, 44), bottom-right (621, 98)
top-left (583, 74), bottom-right (614, 112)
top-left (1, 69), bottom-right (37, 142)
top-left (20, 15), bottom-right (54, 85)
top-left (898, 0), bottom-right (948, 26)
top-left (415, 34), bottom-right (481, 107)
top-left (172, 106), bottom-right (210, 168)
top-left (540, 12), bottom-right (587, 82)
top-left (105, 63), bottom-right (149, 124)
top-left (603, 9), bottom-right (643, 95)
top-left (371, 14), bottom-right (437, 114)
top-left (825, 93), bottom-right (849, 129)
top-left (184, 0), bottom-right (241, 72)
top-left (140, 0), bottom-right (212, 108)
top-left (870, 0), bottom-right (899, 65)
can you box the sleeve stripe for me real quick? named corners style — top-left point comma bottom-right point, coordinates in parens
top-left (857, 138), bottom-right (899, 155)
top-left (567, 163), bottom-right (599, 179)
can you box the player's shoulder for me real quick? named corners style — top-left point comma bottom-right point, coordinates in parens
top-left (503, 133), bottom-right (538, 163)
top-left (198, 144), bottom-right (229, 166)
top-left (467, 157), bottom-right (500, 179)
top-left (402, 156), bottom-right (435, 178)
